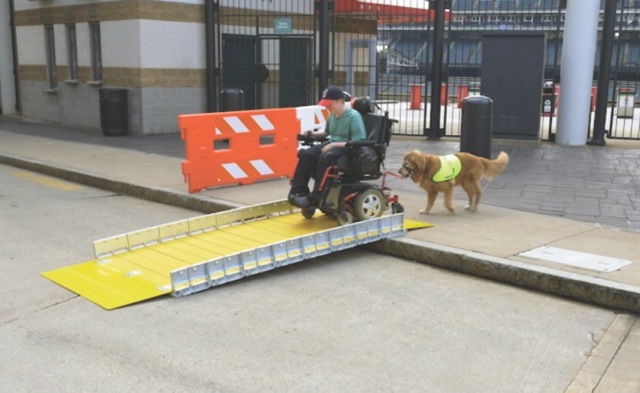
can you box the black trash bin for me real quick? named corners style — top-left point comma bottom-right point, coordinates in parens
top-left (99, 88), bottom-right (129, 136)
top-left (460, 95), bottom-right (493, 159)
top-left (220, 88), bottom-right (244, 112)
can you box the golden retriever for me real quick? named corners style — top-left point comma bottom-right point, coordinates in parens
top-left (399, 150), bottom-right (509, 214)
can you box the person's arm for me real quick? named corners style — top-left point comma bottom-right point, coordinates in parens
top-left (322, 141), bottom-right (346, 152)
top-left (321, 113), bottom-right (364, 152)
top-left (303, 116), bottom-right (331, 140)
top-left (350, 113), bottom-right (367, 141)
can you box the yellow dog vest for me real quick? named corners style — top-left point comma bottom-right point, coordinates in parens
top-left (432, 154), bottom-right (462, 183)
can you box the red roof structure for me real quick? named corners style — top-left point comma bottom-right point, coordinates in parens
top-left (333, 0), bottom-right (451, 24)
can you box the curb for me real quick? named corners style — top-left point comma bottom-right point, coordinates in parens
top-left (0, 153), bottom-right (242, 213)
top-left (365, 237), bottom-right (640, 314)
top-left (3, 152), bottom-right (638, 314)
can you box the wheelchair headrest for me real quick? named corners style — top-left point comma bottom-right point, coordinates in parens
top-left (352, 96), bottom-right (373, 115)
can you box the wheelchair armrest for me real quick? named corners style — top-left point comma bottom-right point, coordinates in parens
top-left (297, 134), bottom-right (328, 146)
top-left (345, 140), bottom-right (376, 150)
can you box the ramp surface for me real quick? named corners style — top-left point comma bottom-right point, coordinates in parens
top-left (43, 201), bottom-right (425, 310)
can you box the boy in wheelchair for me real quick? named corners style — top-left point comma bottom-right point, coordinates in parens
top-left (288, 86), bottom-right (367, 208)
top-left (288, 86), bottom-right (402, 224)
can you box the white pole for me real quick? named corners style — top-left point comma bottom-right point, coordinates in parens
top-left (556, 0), bottom-right (600, 146)
top-left (0, 0), bottom-right (18, 115)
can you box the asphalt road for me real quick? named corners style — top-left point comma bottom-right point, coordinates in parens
top-left (0, 164), bottom-right (636, 392)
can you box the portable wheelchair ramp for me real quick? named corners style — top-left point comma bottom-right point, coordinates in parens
top-left (42, 201), bottom-right (417, 310)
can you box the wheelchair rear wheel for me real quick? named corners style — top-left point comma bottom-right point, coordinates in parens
top-left (353, 188), bottom-right (385, 221)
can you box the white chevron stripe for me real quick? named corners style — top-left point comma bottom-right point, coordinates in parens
top-left (252, 114), bottom-right (275, 131)
top-left (249, 159), bottom-right (274, 175)
top-left (222, 163), bottom-right (248, 179)
top-left (223, 116), bottom-right (249, 133)
top-left (296, 105), bottom-right (327, 133)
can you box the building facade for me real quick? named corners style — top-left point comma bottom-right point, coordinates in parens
top-left (9, 0), bottom-right (209, 134)
top-left (2, 1), bottom-right (640, 140)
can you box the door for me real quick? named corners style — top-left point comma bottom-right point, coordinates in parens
top-left (222, 34), bottom-right (257, 110)
top-left (481, 32), bottom-right (545, 140)
top-left (279, 38), bottom-right (311, 107)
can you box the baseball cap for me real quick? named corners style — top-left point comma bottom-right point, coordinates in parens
top-left (318, 86), bottom-right (345, 107)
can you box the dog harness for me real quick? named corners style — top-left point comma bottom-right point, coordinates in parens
top-left (432, 154), bottom-right (462, 183)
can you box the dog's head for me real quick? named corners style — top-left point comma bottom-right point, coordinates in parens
top-left (399, 150), bottom-right (427, 180)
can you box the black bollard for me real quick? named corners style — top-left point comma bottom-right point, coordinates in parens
top-left (460, 95), bottom-right (493, 159)
top-left (220, 88), bottom-right (244, 112)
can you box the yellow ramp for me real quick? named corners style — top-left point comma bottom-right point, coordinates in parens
top-left (43, 201), bottom-right (429, 310)
top-left (42, 207), bottom-right (337, 310)
top-left (403, 218), bottom-right (433, 230)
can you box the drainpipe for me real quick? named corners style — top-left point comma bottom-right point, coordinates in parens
top-left (589, 0), bottom-right (616, 146)
top-left (205, 0), bottom-right (217, 112)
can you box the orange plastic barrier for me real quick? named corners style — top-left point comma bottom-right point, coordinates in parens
top-left (409, 84), bottom-right (422, 110)
top-left (457, 85), bottom-right (468, 108)
top-left (179, 106), bottom-right (327, 193)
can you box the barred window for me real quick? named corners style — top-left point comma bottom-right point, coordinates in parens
top-left (89, 22), bottom-right (102, 82)
top-left (44, 24), bottom-right (57, 90)
top-left (66, 24), bottom-right (78, 81)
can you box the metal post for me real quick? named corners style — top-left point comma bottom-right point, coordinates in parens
top-left (556, 0), bottom-right (599, 146)
top-left (427, 0), bottom-right (445, 139)
top-left (589, 0), bottom-right (617, 146)
top-left (205, 0), bottom-right (217, 112)
top-left (319, 0), bottom-right (330, 90)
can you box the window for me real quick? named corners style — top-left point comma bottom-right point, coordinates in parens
top-left (89, 22), bottom-right (102, 82)
top-left (44, 24), bottom-right (57, 90)
top-left (65, 24), bottom-right (78, 81)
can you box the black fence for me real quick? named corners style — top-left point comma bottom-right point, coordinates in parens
top-left (216, 0), bottom-right (640, 141)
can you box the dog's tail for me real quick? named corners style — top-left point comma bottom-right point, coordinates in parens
top-left (481, 151), bottom-right (509, 180)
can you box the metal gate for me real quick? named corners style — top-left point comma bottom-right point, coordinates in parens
top-left (605, 0), bottom-right (640, 140)
top-left (215, 0), bottom-right (640, 141)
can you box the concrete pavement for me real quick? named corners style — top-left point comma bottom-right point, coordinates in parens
top-left (0, 115), bottom-right (638, 314)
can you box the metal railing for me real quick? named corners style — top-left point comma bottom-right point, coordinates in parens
top-left (216, 0), bottom-right (640, 141)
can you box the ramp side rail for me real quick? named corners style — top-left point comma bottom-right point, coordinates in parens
top-left (93, 200), bottom-right (296, 259)
top-left (169, 213), bottom-right (405, 297)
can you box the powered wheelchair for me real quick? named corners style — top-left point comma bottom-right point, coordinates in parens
top-left (295, 96), bottom-right (404, 225)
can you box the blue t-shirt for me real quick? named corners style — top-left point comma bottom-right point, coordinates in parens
top-left (326, 107), bottom-right (367, 142)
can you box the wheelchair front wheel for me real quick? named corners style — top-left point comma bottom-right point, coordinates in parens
top-left (353, 188), bottom-right (386, 221)
top-left (392, 203), bottom-right (404, 214)
top-left (337, 211), bottom-right (354, 226)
